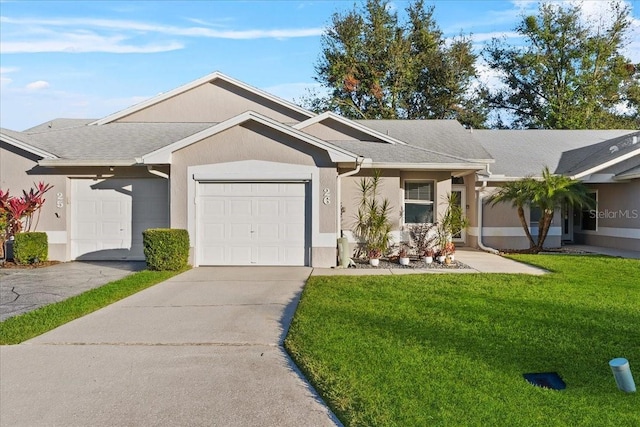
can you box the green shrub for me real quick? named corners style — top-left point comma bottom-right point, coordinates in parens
top-left (143, 228), bottom-right (190, 271)
top-left (13, 232), bottom-right (48, 264)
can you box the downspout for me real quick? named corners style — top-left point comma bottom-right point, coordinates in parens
top-left (336, 156), bottom-right (364, 237)
top-left (476, 180), bottom-right (500, 254)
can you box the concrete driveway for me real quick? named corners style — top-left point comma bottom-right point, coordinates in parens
top-left (0, 267), bottom-right (339, 427)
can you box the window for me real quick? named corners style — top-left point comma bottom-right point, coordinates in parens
top-left (581, 191), bottom-right (597, 231)
top-left (404, 181), bottom-right (434, 223)
top-left (530, 206), bottom-right (542, 225)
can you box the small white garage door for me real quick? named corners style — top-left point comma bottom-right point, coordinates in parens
top-left (197, 182), bottom-right (307, 266)
top-left (71, 178), bottom-right (168, 260)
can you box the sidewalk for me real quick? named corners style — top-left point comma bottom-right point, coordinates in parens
top-left (311, 248), bottom-right (548, 276)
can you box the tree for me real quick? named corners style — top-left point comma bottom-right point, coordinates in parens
top-left (310, 0), bottom-right (487, 128)
top-left (483, 1), bottom-right (640, 129)
top-left (489, 167), bottom-right (594, 252)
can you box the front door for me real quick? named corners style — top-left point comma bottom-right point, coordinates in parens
top-left (451, 186), bottom-right (466, 244)
top-left (562, 201), bottom-right (573, 242)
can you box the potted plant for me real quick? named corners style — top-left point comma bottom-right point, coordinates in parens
top-left (436, 249), bottom-right (446, 264)
top-left (409, 223), bottom-right (437, 261)
top-left (398, 245), bottom-right (410, 266)
top-left (443, 241), bottom-right (456, 264)
top-left (368, 247), bottom-right (382, 267)
top-left (423, 248), bottom-right (434, 264)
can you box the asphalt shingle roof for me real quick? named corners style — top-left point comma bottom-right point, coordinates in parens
top-left (473, 130), bottom-right (636, 177)
top-left (328, 140), bottom-right (477, 164)
top-left (356, 119), bottom-right (493, 160)
top-left (8, 122), bottom-right (216, 161)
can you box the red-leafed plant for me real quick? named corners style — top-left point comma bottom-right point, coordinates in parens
top-left (1, 182), bottom-right (53, 259)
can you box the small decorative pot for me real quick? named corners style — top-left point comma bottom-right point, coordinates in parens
top-left (369, 258), bottom-right (380, 267)
top-left (423, 256), bottom-right (433, 264)
top-left (449, 254), bottom-right (455, 262)
top-left (399, 257), bottom-right (410, 266)
top-left (437, 255), bottom-right (446, 263)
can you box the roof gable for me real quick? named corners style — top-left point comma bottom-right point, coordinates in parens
top-left (141, 111), bottom-right (359, 164)
top-left (91, 72), bottom-right (315, 126)
top-left (294, 112), bottom-right (407, 145)
top-left (557, 132), bottom-right (640, 178)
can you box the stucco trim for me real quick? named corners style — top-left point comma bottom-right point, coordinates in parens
top-left (293, 112), bottom-right (408, 145)
top-left (576, 227), bottom-right (640, 239)
top-left (90, 72), bottom-right (315, 126)
top-left (475, 226), bottom-right (562, 237)
top-left (1, 131), bottom-right (57, 159)
top-left (142, 111), bottom-right (359, 164)
top-left (44, 231), bottom-right (67, 244)
top-left (187, 160), bottom-right (330, 267)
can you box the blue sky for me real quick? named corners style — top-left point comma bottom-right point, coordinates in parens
top-left (1, 0), bottom-right (639, 131)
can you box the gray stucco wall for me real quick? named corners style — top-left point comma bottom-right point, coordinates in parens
top-left (171, 121), bottom-right (338, 267)
top-left (1, 142), bottom-right (167, 261)
top-left (574, 180), bottom-right (640, 251)
top-left (116, 80), bottom-right (309, 124)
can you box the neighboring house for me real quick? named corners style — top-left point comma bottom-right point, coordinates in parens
top-left (475, 130), bottom-right (640, 252)
top-left (1, 72), bottom-right (638, 267)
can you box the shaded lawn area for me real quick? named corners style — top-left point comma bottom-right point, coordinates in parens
top-left (285, 255), bottom-right (639, 426)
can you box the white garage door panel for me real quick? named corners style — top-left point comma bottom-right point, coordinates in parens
top-left (71, 179), bottom-right (168, 260)
top-left (198, 182), bottom-right (307, 266)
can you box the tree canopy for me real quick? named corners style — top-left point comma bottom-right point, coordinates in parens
top-left (483, 1), bottom-right (640, 129)
top-left (308, 0), bottom-right (487, 128)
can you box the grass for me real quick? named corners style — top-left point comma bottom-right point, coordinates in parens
top-left (285, 255), bottom-right (640, 426)
top-left (0, 268), bottom-right (187, 344)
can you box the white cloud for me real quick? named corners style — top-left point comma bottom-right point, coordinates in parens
top-left (25, 80), bottom-right (50, 90)
top-left (0, 16), bottom-right (324, 55)
top-left (0, 31), bottom-right (183, 54)
top-left (0, 67), bottom-right (18, 87)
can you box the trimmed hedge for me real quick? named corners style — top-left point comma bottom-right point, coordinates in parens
top-left (13, 232), bottom-right (48, 264)
top-left (143, 228), bottom-right (190, 271)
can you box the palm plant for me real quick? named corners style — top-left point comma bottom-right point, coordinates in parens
top-left (488, 177), bottom-right (538, 248)
top-left (489, 167), bottom-right (594, 252)
top-left (354, 170), bottom-right (392, 259)
top-left (530, 167), bottom-right (594, 251)
top-left (437, 192), bottom-right (470, 253)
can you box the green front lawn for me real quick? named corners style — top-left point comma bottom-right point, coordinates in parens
top-left (285, 255), bottom-right (639, 426)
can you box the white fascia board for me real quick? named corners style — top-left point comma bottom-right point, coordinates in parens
top-left (91, 71), bottom-right (315, 126)
top-left (571, 148), bottom-right (640, 179)
top-left (580, 174), bottom-right (617, 183)
top-left (1, 132), bottom-right (57, 159)
top-left (293, 112), bottom-right (408, 145)
top-left (38, 159), bottom-right (137, 167)
top-left (365, 162), bottom-right (488, 170)
top-left (614, 172), bottom-right (640, 181)
top-left (142, 111), bottom-right (359, 164)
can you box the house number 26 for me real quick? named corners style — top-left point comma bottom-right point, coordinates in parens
top-left (323, 188), bottom-right (331, 205)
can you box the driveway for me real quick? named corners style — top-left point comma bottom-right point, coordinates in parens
top-left (0, 261), bottom-right (146, 321)
top-left (0, 267), bottom-right (339, 427)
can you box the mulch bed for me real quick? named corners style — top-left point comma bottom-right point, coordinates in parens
top-left (351, 257), bottom-right (471, 270)
top-left (0, 260), bottom-right (61, 269)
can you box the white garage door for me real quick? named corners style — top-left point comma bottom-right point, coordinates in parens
top-left (197, 182), bottom-right (307, 266)
top-left (71, 178), bottom-right (169, 260)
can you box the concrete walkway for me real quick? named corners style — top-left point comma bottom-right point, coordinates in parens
top-left (311, 248), bottom-right (548, 276)
top-left (0, 267), bottom-right (339, 427)
top-left (559, 244), bottom-right (640, 259)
